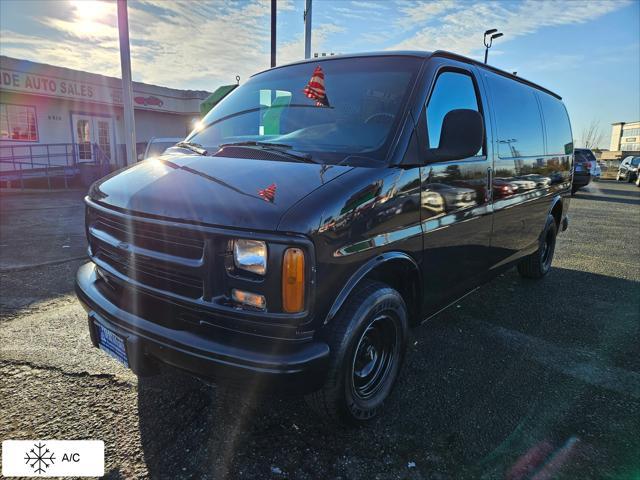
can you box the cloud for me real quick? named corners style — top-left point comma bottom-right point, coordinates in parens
top-left (0, 0), bottom-right (632, 91)
top-left (391, 0), bottom-right (631, 57)
top-left (0, 28), bottom-right (122, 77)
top-left (278, 23), bottom-right (346, 65)
top-left (350, 1), bottom-right (391, 9)
top-left (395, 0), bottom-right (458, 29)
top-left (0, 1), bottom-right (276, 88)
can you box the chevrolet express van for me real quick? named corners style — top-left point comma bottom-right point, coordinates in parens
top-left (76, 51), bottom-right (573, 424)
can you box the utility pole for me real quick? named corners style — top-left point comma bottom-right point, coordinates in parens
top-left (304, 0), bottom-right (312, 59)
top-left (117, 0), bottom-right (136, 166)
top-left (270, 0), bottom-right (276, 67)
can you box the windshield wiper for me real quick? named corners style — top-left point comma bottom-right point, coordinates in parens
top-left (174, 141), bottom-right (208, 155)
top-left (220, 141), bottom-right (293, 149)
top-left (218, 141), bottom-right (316, 163)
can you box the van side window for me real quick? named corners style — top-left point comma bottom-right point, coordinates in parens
top-left (487, 74), bottom-right (544, 158)
top-left (538, 93), bottom-right (573, 155)
top-left (426, 71), bottom-right (480, 149)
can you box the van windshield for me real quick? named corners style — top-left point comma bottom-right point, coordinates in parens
top-left (186, 56), bottom-right (422, 166)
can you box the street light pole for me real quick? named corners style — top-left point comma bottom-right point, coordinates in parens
top-left (304, 0), bottom-right (312, 59)
top-left (271, 0), bottom-right (276, 67)
top-left (483, 28), bottom-right (503, 64)
top-left (117, 0), bottom-right (136, 166)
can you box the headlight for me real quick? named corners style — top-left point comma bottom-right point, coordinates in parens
top-left (233, 239), bottom-right (267, 275)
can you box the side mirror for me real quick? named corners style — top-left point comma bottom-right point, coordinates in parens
top-left (137, 153), bottom-right (144, 161)
top-left (425, 109), bottom-right (484, 163)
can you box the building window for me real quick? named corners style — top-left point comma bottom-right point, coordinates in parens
top-left (97, 120), bottom-right (112, 160)
top-left (76, 120), bottom-right (92, 160)
top-left (622, 127), bottom-right (640, 137)
top-left (0, 104), bottom-right (38, 141)
top-left (623, 143), bottom-right (640, 151)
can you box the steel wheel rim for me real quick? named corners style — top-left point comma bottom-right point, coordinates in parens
top-left (351, 314), bottom-right (398, 401)
top-left (541, 229), bottom-right (554, 267)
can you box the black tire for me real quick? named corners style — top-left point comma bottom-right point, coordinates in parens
top-left (305, 280), bottom-right (408, 425)
top-left (517, 214), bottom-right (558, 279)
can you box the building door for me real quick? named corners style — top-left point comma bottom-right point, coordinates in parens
top-left (71, 114), bottom-right (115, 164)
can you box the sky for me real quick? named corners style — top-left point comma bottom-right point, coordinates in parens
top-left (1, 0), bottom-right (639, 148)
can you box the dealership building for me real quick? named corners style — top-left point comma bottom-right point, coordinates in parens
top-left (601, 120), bottom-right (640, 161)
top-left (0, 55), bottom-right (210, 178)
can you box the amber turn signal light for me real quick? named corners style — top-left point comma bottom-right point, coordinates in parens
top-left (282, 248), bottom-right (305, 313)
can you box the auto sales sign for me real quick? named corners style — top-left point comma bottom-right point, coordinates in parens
top-left (0, 67), bottom-right (180, 112)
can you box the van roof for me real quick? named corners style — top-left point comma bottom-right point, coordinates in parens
top-left (258, 50), bottom-right (561, 100)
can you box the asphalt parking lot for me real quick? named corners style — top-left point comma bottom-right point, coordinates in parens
top-left (1, 180), bottom-right (639, 479)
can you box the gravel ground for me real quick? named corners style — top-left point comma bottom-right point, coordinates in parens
top-left (1, 180), bottom-right (639, 479)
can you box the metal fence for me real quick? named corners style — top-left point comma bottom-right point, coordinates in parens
top-left (0, 143), bottom-right (113, 189)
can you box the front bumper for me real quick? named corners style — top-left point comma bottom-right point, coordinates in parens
top-left (75, 262), bottom-right (330, 393)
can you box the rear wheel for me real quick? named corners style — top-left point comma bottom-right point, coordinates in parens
top-left (306, 281), bottom-right (408, 425)
top-left (517, 214), bottom-right (557, 279)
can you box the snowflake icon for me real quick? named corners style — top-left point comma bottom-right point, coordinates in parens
top-left (24, 442), bottom-right (56, 474)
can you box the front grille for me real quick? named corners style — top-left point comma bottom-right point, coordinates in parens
top-left (94, 211), bottom-right (204, 260)
top-left (88, 207), bottom-right (206, 299)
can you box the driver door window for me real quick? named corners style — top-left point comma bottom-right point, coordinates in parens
top-left (426, 71), bottom-right (481, 151)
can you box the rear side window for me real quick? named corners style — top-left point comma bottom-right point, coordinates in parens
top-left (426, 71), bottom-right (481, 149)
top-left (538, 93), bottom-right (573, 155)
top-left (575, 150), bottom-right (595, 163)
top-left (486, 73), bottom-right (544, 158)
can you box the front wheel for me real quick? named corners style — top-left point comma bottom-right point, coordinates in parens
top-left (517, 214), bottom-right (558, 279)
top-left (306, 281), bottom-right (408, 425)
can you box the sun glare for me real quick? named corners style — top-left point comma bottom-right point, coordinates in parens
top-left (71, 0), bottom-right (110, 22)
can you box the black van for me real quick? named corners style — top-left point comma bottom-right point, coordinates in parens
top-left (76, 51), bottom-right (573, 424)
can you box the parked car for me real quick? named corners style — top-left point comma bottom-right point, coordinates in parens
top-left (616, 155), bottom-right (640, 182)
top-left (518, 174), bottom-right (552, 188)
top-left (508, 178), bottom-right (537, 192)
top-left (590, 159), bottom-right (601, 180)
top-left (492, 178), bottom-right (520, 198)
top-left (76, 51), bottom-right (573, 424)
top-left (572, 148), bottom-right (594, 194)
top-left (425, 182), bottom-right (476, 210)
top-left (139, 137), bottom-right (182, 160)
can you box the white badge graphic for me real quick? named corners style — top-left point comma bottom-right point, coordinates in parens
top-left (2, 440), bottom-right (104, 477)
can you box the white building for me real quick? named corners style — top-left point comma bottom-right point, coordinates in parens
top-left (602, 120), bottom-right (640, 161)
top-left (610, 121), bottom-right (640, 152)
top-left (0, 55), bottom-right (209, 175)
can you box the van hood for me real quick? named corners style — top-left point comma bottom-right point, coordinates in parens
top-left (89, 154), bottom-right (352, 232)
